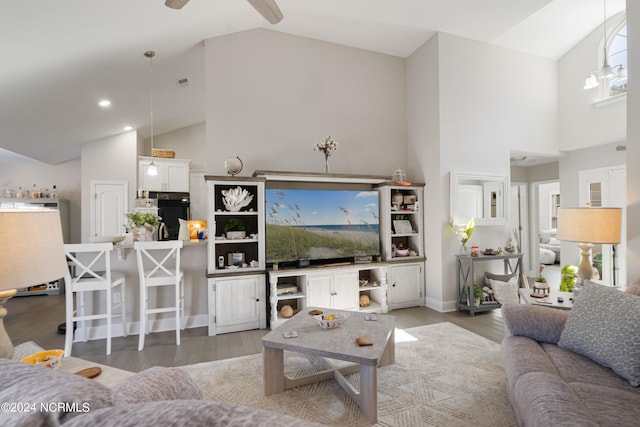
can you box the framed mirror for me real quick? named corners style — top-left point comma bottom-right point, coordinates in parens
top-left (450, 171), bottom-right (508, 226)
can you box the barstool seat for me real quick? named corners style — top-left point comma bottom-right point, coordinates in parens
top-left (134, 240), bottom-right (184, 351)
top-left (64, 242), bottom-right (127, 356)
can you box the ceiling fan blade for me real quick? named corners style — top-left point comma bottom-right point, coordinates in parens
top-left (165, 0), bottom-right (190, 9)
top-left (247, 0), bottom-right (283, 24)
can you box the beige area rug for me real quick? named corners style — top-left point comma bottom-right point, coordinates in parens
top-left (180, 322), bottom-right (517, 427)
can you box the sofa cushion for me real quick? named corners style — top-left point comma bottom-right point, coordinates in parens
top-left (63, 400), bottom-right (323, 427)
top-left (626, 278), bottom-right (640, 296)
top-left (558, 282), bottom-right (640, 386)
top-left (489, 277), bottom-right (519, 305)
top-left (502, 304), bottom-right (569, 344)
top-left (112, 366), bottom-right (202, 404)
top-left (484, 271), bottom-right (517, 287)
top-left (0, 359), bottom-right (116, 426)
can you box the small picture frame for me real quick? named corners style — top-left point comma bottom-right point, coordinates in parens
top-left (393, 219), bottom-right (413, 234)
top-left (228, 252), bottom-right (245, 266)
top-left (403, 195), bottom-right (417, 206)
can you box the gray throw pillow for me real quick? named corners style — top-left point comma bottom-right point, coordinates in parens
top-left (558, 282), bottom-right (640, 386)
top-left (484, 271), bottom-right (516, 288)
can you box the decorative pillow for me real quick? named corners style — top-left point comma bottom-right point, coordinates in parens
top-left (626, 278), bottom-right (640, 296)
top-left (485, 272), bottom-right (517, 288)
top-left (112, 366), bottom-right (202, 404)
top-left (489, 277), bottom-right (519, 305)
top-left (558, 282), bottom-right (640, 386)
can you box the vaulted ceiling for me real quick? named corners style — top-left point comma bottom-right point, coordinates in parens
top-left (0, 0), bottom-right (626, 164)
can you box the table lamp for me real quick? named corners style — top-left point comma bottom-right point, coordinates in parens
top-left (0, 209), bottom-right (68, 358)
top-left (556, 207), bottom-right (622, 285)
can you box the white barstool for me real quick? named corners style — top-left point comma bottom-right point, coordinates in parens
top-left (63, 242), bottom-right (127, 356)
top-left (134, 240), bottom-right (184, 351)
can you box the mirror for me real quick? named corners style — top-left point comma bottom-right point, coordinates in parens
top-left (450, 171), bottom-right (508, 226)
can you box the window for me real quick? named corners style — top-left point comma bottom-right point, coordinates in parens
top-left (607, 21), bottom-right (627, 96)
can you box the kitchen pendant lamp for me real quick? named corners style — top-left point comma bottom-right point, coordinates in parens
top-left (583, 0), bottom-right (621, 90)
top-left (145, 51), bottom-right (158, 177)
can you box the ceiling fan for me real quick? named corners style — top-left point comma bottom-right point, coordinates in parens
top-left (165, 0), bottom-right (283, 24)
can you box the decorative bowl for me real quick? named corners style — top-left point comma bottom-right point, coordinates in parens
top-left (395, 248), bottom-right (410, 257)
top-left (314, 313), bottom-right (349, 329)
top-left (21, 349), bottom-right (64, 369)
top-left (89, 235), bottom-right (126, 244)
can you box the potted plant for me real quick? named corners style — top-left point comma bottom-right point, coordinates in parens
top-left (126, 212), bottom-right (161, 242)
top-left (463, 285), bottom-right (484, 306)
top-left (560, 264), bottom-right (579, 292)
top-left (473, 285), bottom-right (484, 306)
top-left (223, 218), bottom-right (248, 240)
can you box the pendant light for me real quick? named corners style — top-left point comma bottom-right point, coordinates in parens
top-left (584, 0), bottom-right (622, 90)
top-left (145, 50), bottom-right (158, 176)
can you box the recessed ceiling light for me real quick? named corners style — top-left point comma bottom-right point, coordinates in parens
top-left (98, 99), bottom-right (111, 107)
top-left (123, 126), bottom-right (133, 131)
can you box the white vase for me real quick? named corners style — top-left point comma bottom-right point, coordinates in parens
top-left (133, 226), bottom-right (153, 242)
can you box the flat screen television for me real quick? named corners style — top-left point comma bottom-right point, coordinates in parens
top-left (265, 188), bottom-right (380, 264)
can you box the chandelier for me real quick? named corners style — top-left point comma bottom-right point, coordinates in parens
top-left (584, 0), bottom-right (626, 90)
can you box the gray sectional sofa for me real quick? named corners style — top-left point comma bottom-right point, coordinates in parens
top-left (0, 359), bottom-right (321, 427)
top-left (501, 282), bottom-right (640, 426)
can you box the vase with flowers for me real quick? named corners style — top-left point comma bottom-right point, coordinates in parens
top-left (449, 217), bottom-right (475, 255)
top-left (126, 212), bottom-right (161, 242)
top-left (313, 135), bottom-right (338, 173)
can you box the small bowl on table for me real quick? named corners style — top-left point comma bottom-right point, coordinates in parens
top-left (21, 349), bottom-right (64, 369)
top-left (314, 313), bottom-right (349, 329)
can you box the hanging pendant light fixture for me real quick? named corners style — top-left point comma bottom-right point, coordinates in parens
top-left (583, 0), bottom-right (623, 90)
top-left (145, 50), bottom-right (158, 177)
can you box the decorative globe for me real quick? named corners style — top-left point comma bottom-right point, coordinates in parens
top-left (224, 156), bottom-right (243, 176)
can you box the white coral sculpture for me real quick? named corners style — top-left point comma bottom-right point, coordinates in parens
top-left (222, 186), bottom-right (253, 212)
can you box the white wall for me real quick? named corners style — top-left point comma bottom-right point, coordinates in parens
top-left (625, 0), bottom-right (639, 282)
top-left (406, 34), bottom-right (442, 309)
top-left (204, 29), bottom-right (408, 178)
top-left (410, 33), bottom-right (558, 310)
top-left (0, 158), bottom-right (82, 242)
top-left (81, 131), bottom-right (138, 241)
top-left (143, 122), bottom-right (206, 171)
top-left (558, 13), bottom-right (627, 151)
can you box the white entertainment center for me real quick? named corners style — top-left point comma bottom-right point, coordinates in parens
top-left (205, 171), bottom-right (425, 334)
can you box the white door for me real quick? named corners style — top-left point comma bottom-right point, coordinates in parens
top-left (332, 272), bottom-right (359, 310)
top-left (215, 276), bottom-right (260, 330)
top-left (166, 162), bottom-right (190, 192)
top-left (90, 181), bottom-right (128, 238)
top-left (306, 275), bottom-right (333, 309)
top-left (388, 263), bottom-right (423, 309)
top-left (579, 166), bottom-right (627, 287)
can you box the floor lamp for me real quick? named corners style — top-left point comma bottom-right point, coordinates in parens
top-left (557, 207), bottom-right (622, 286)
top-left (0, 209), bottom-right (68, 359)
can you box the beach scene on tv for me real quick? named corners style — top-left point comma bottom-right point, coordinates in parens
top-left (266, 189), bottom-right (380, 263)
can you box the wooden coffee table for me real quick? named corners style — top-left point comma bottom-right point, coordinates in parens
top-left (262, 308), bottom-right (395, 423)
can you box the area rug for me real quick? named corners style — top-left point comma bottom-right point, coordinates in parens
top-left (179, 322), bottom-right (517, 426)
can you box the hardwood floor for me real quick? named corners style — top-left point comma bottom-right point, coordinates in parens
top-left (5, 293), bottom-right (504, 373)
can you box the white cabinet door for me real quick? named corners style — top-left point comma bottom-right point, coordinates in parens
top-left (138, 157), bottom-right (190, 192)
top-left (90, 180), bottom-right (128, 238)
top-left (332, 272), bottom-right (359, 310)
top-left (307, 272), bottom-right (358, 310)
top-left (165, 161), bottom-right (190, 192)
top-left (388, 263), bottom-right (423, 309)
top-left (306, 275), bottom-right (333, 309)
top-left (210, 275), bottom-right (265, 335)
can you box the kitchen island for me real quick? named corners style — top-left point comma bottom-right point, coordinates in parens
top-left (70, 240), bottom-right (209, 344)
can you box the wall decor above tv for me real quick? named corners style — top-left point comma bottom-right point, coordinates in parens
top-left (265, 188), bottom-right (380, 264)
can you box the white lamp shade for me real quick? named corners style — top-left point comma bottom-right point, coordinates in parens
top-left (0, 209), bottom-right (68, 291)
top-left (557, 207), bottom-right (622, 244)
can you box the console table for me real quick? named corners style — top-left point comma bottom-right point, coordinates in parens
top-left (456, 253), bottom-right (523, 316)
